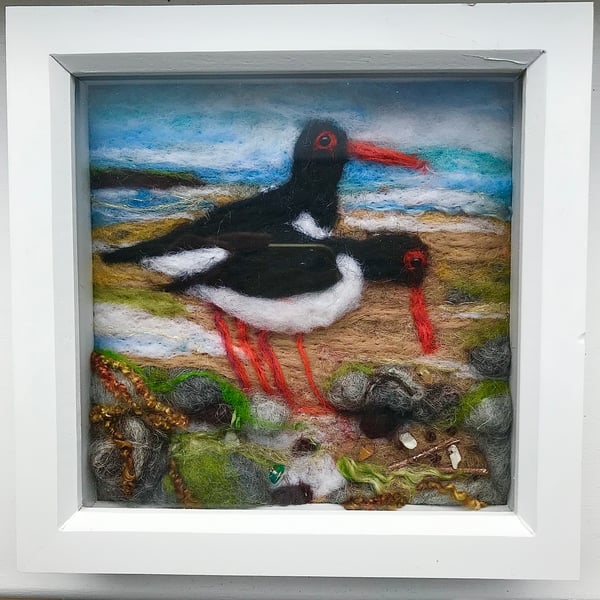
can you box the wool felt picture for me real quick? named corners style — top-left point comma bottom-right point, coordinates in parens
top-left (88, 77), bottom-right (514, 510)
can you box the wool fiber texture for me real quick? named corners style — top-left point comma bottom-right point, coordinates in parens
top-left (88, 86), bottom-right (514, 510)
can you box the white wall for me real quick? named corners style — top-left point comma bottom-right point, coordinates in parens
top-left (1, 1), bottom-right (598, 598)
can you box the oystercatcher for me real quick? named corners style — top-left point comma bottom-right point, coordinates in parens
top-left (153, 233), bottom-right (436, 412)
top-left (100, 119), bottom-right (428, 264)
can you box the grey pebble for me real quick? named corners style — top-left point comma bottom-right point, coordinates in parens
top-left (89, 416), bottom-right (169, 503)
top-left (463, 393), bottom-right (513, 439)
top-left (327, 370), bottom-right (370, 412)
top-left (365, 365), bottom-right (424, 414)
top-left (412, 385), bottom-right (460, 423)
top-left (167, 368), bottom-right (223, 414)
top-left (469, 335), bottom-right (511, 378)
top-left (446, 288), bottom-right (479, 304)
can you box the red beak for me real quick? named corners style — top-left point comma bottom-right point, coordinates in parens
top-left (347, 140), bottom-right (429, 172)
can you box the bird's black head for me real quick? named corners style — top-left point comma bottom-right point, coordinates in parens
top-left (292, 119), bottom-right (349, 164)
top-left (352, 234), bottom-right (430, 287)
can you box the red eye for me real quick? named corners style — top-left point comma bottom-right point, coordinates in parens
top-left (403, 249), bottom-right (428, 271)
top-left (312, 130), bottom-right (338, 153)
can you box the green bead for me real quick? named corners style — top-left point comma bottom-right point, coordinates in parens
top-left (268, 463), bottom-right (285, 484)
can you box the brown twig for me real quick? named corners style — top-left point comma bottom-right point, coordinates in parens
top-left (436, 467), bottom-right (488, 476)
top-left (388, 437), bottom-right (460, 470)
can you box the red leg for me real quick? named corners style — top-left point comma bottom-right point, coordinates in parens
top-left (212, 307), bottom-right (252, 392)
top-left (295, 333), bottom-right (334, 414)
top-left (257, 330), bottom-right (300, 410)
top-left (235, 319), bottom-right (275, 395)
top-left (409, 286), bottom-right (438, 354)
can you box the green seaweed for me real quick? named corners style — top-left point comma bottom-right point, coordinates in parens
top-left (93, 286), bottom-right (187, 317)
top-left (169, 434), bottom-right (243, 506)
top-left (93, 349), bottom-right (254, 428)
top-left (337, 456), bottom-right (458, 498)
top-left (443, 261), bottom-right (511, 304)
top-left (147, 369), bottom-right (254, 429)
top-left (463, 320), bottom-right (510, 351)
top-left (168, 432), bottom-right (275, 507)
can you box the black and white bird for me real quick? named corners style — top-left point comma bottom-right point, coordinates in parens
top-left (141, 232), bottom-right (436, 412)
top-left (100, 119), bottom-right (428, 264)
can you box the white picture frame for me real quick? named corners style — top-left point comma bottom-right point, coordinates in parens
top-left (5, 3), bottom-right (592, 579)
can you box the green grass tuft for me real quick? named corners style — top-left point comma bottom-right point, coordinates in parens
top-left (94, 286), bottom-right (188, 317)
top-left (463, 320), bottom-right (510, 351)
top-left (93, 349), bottom-right (254, 428)
top-left (324, 362), bottom-right (374, 390)
top-left (451, 380), bottom-right (510, 426)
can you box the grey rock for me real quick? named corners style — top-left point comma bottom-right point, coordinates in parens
top-left (446, 288), bottom-right (479, 304)
top-left (413, 385), bottom-right (461, 423)
top-left (464, 393), bottom-right (513, 438)
top-left (365, 365), bottom-right (424, 414)
top-left (249, 393), bottom-right (291, 427)
top-left (168, 368), bottom-right (223, 414)
top-left (469, 335), bottom-right (511, 378)
top-left (230, 453), bottom-right (271, 506)
top-left (327, 370), bottom-right (370, 412)
top-left (89, 416), bottom-right (169, 503)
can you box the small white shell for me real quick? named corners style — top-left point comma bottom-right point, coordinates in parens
top-left (399, 432), bottom-right (418, 450)
top-left (448, 444), bottom-right (462, 469)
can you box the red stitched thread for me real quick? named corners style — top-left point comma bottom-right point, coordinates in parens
top-left (295, 334), bottom-right (335, 414)
top-left (409, 286), bottom-right (438, 355)
top-left (213, 308), bottom-right (252, 392)
top-left (257, 330), bottom-right (300, 410)
top-left (236, 319), bottom-right (275, 395)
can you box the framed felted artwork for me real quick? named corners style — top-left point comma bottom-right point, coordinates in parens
top-left (6, 2), bottom-right (592, 579)
top-left (86, 76), bottom-right (513, 510)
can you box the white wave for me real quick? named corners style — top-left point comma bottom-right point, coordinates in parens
top-left (344, 213), bottom-right (505, 235)
top-left (341, 187), bottom-right (505, 220)
top-left (92, 143), bottom-right (288, 175)
top-left (94, 302), bottom-right (225, 357)
top-left (449, 311), bottom-right (508, 320)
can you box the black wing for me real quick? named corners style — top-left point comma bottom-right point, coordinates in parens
top-left (166, 244), bottom-right (342, 299)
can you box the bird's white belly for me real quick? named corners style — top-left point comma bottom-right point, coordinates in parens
top-left (186, 254), bottom-right (365, 334)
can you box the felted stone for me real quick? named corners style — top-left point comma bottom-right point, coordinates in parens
top-left (412, 477), bottom-right (508, 507)
top-left (365, 365), bottom-right (425, 414)
top-left (446, 288), bottom-right (479, 304)
top-left (89, 416), bottom-right (169, 503)
top-left (412, 385), bottom-right (461, 423)
top-left (327, 370), bottom-right (370, 412)
top-left (190, 402), bottom-right (234, 427)
top-left (249, 392), bottom-right (291, 427)
top-left (168, 434), bottom-right (273, 507)
top-left (463, 393), bottom-right (512, 438)
top-left (229, 453), bottom-right (271, 506)
top-left (90, 372), bottom-right (114, 405)
top-left (469, 335), bottom-right (511, 379)
top-left (167, 368), bottom-right (223, 414)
